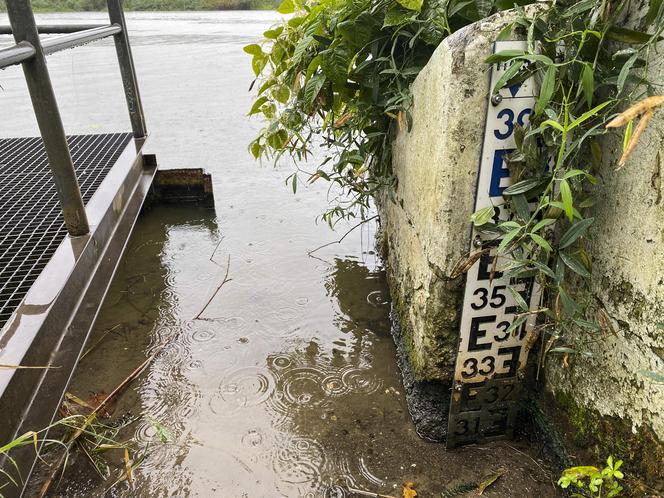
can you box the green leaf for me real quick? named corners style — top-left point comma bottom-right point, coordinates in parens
top-left (532, 218), bottom-right (556, 233)
top-left (471, 206), bottom-right (495, 226)
top-left (485, 49), bottom-right (526, 63)
top-left (559, 252), bottom-right (591, 278)
top-left (559, 218), bottom-right (594, 249)
top-left (560, 179), bottom-right (574, 221)
top-left (506, 315), bottom-right (528, 335)
top-left (498, 226), bottom-right (523, 253)
top-left (617, 53), bottom-right (638, 94)
top-left (623, 119), bottom-right (634, 152)
top-left (492, 60), bottom-right (524, 96)
top-left (277, 0), bottom-right (295, 14)
top-left (476, 0), bottom-right (492, 17)
top-left (496, 23), bottom-right (514, 41)
top-left (263, 27), bottom-right (284, 39)
top-left (251, 53), bottom-right (268, 77)
top-left (606, 26), bottom-right (659, 44)
top-left (568, 100), bottom-right (613, 130)
top-left (272, 85), bottom-right (290, 104)
top-left (530, 233), bottom-right (552, 252)
top-left (383, 5), bottom-right (416, 26)
top-left (292, 35), bottom-right (314, 65)
top-left (508, 286), bottom-right (529, 312)
top-left (249, 140), bottom-right (261, 159)
top-left (573, 319), bottom-right (601, 331)
top-left (305, 54), bottom-right (321, 81)
top-left (396, 0), bottom-right (423, 12)
top-left (511, 194), bottom-right (531, 222)
top-left (320, 47), bottom-right (350, 84)
top-left (581, 63), bottom-right (594, 108)
top-left (540, 119), bottom-right (564, 132)
top-left (503, 178), bottom-right (545, 195)
top-left (647, 0), bottom-right (663, 22)
top-left (535, 65), bottom-right (556, 116)
top-left (303, 73), bottom-right (326, 108)
top-left (248, 96), bottom-right (268, 116)
top-left (338, 12), bottom-right (378, 47)
top-left (267, 129), bottom-right (289, 149)
top-left (243, 43), bottom-right (263, 56)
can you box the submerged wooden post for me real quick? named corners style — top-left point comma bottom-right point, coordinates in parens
top-left (5, 0), bottom-right (90, 237)
top-left (107, 0), bottom-right (147, 140)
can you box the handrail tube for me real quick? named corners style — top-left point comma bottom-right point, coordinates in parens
top-left (0, 24), bottom-right (107, 35)
top-left (107, 0), bottom-right (147, 139)
top-left (0, 40), bottom-right (35, 68)
top-left (41, 24), bottom-right (121, 55)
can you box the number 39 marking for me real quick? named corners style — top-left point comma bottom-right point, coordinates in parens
top-left (493, 108), bottom-right (532, 140)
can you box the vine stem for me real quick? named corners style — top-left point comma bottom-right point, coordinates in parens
top-left (307, 214), bottom-right (378, 255)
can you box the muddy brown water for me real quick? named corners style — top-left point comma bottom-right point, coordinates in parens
top-left (0, 11), bottom-right (559, 498)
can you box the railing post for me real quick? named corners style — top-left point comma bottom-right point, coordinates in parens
top-left (107, 0), bottom-right (147, 140)
top-left (5, 0), bottom-right (90, 237)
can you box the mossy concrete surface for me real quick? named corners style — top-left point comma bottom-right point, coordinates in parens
top-left (377, 11), bottom-right (520, 383)
top-left (542, 5), bottom-right (664, 487)
top-left (379, 1), bottom-right (664, 487)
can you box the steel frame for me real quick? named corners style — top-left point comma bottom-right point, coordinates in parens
top-left (0, 0), bottom-right (147, 235)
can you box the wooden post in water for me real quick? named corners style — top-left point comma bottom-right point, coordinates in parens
top-left (5, 0), bottom-right (90, 237)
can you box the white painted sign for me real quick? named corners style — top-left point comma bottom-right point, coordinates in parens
top-left (447, 41), bottom-right (541, 448)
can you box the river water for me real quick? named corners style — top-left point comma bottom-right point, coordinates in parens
top-left (0, 11), bottom-right (558, 497)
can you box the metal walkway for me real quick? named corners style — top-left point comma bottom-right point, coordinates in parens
top-left (0, 2), bottom-right (155, 496)
top-left (0, 133), bottom-right (133, 329)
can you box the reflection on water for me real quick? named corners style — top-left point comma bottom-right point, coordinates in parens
top-left (0, 11), bottom-right (558, 498)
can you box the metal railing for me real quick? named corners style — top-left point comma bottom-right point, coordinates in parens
top-left (0, 0), bottom-right (146, 237)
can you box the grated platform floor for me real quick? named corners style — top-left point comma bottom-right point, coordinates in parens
top-left (0, 132), bottom-right (133, 330)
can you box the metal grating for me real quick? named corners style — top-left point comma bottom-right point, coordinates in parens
top-left (0, 132), bottom-right (133, 330)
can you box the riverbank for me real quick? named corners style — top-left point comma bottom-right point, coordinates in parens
top-left (0, 0), bottom-right (279, 13)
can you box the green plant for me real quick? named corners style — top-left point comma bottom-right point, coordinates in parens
top-left (0, 411), bottom-right (170, 497)
top-left (470, 0), bottom-right (664, 348)
top-left (558, 456), bottom-right (625, 498)
top-left (246, 0), bottom-right (535, 225)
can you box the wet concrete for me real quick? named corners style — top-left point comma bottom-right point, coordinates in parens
top-left (0, 11), bottom-right (560, 497)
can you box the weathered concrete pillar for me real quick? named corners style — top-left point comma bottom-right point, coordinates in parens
top-left (379, 1), bottom-right (664, 482)
top-left (541, 9), bottom-right (664, 480)
top-left (378, 11), bottom-right (519, 384)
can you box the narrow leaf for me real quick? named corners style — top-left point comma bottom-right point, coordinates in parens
top-left (559, 218), bottom-right (594, 249)
top-left (559, 252), bottom-right (591, 278)
top-left (560, 179), bottom-right (574, 221)
top-left (535, 65), bottom-right (556, 116)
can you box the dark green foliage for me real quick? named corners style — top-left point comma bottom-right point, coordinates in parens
top-left (247, 0), bottom-right (534, 226)
top-left (472, 0), bottom-right (664, 349)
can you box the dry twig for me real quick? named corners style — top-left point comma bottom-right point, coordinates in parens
top-left (193, 255), bottom-right (232, 320)
top-left (347, 486), bottom-right (397, 498)
top-left (307, 215), bottom-right (378, 256)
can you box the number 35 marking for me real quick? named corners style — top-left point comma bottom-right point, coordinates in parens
top-left (494, 108), bottom-right (532, 140)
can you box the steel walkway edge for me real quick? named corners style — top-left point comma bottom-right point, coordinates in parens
top-left (0, 135), bottom-right (157, 497)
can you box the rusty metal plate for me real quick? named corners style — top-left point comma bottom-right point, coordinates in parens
top-left (447, 41), bottom-right (540, 449)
